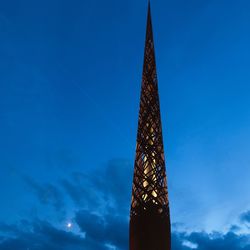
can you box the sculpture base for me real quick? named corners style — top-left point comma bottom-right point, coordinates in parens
top-left (129, 204), bottom-right (171, 250)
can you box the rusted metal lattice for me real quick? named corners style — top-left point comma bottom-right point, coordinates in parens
top-left (129, 2), bottom-right (171, 250)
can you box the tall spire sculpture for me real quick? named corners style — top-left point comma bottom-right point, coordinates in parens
top-left (129, 2), bottom-right (171, 250)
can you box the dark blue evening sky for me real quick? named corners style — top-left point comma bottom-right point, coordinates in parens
top-left (1, 0), bottom-right (250, 249)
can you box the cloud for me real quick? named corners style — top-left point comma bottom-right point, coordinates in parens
top-left (2, 161), bottom-right (250, 250)
top-left (73, 207), bottom-right (250, 250)
top-left (0, 222), bottom-right (21, 236)
top-left (61, 159), bottom-right (132, 214)
top-left (240, 210), bottom-right (250, 225)
top-left (23, 176), bottom-right (65, 212)
top-left (229, 224), bottom-right (241, 232)
top-left (0, 220), bottom-right (86, 250)
top-left (60, 176), bottom-right (102, 209)
top-left (75, 209), bottom-right (128, 249)
top-left (185, 231), bottom-right (250, 250)
top-left (1, 218), bottom-right (250, 250)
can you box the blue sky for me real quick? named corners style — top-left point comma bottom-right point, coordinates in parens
top-left (1, 0), bottom-right (250, 249)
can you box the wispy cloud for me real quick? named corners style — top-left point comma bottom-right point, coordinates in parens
top-left (23, 176), bottom-right (65, 212)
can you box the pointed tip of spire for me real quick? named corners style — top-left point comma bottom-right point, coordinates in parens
top-left (148, 0), bottom-right (151, 13)
top-left (146, 0), bottom-right (152, 32)
top-left (147, 0), bottom-right (152, 22)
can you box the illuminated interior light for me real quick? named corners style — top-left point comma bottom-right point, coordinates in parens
top-left (152, 190), bottom-right (157, 198)
top-left (142, 193), bottom-right (148, 201)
